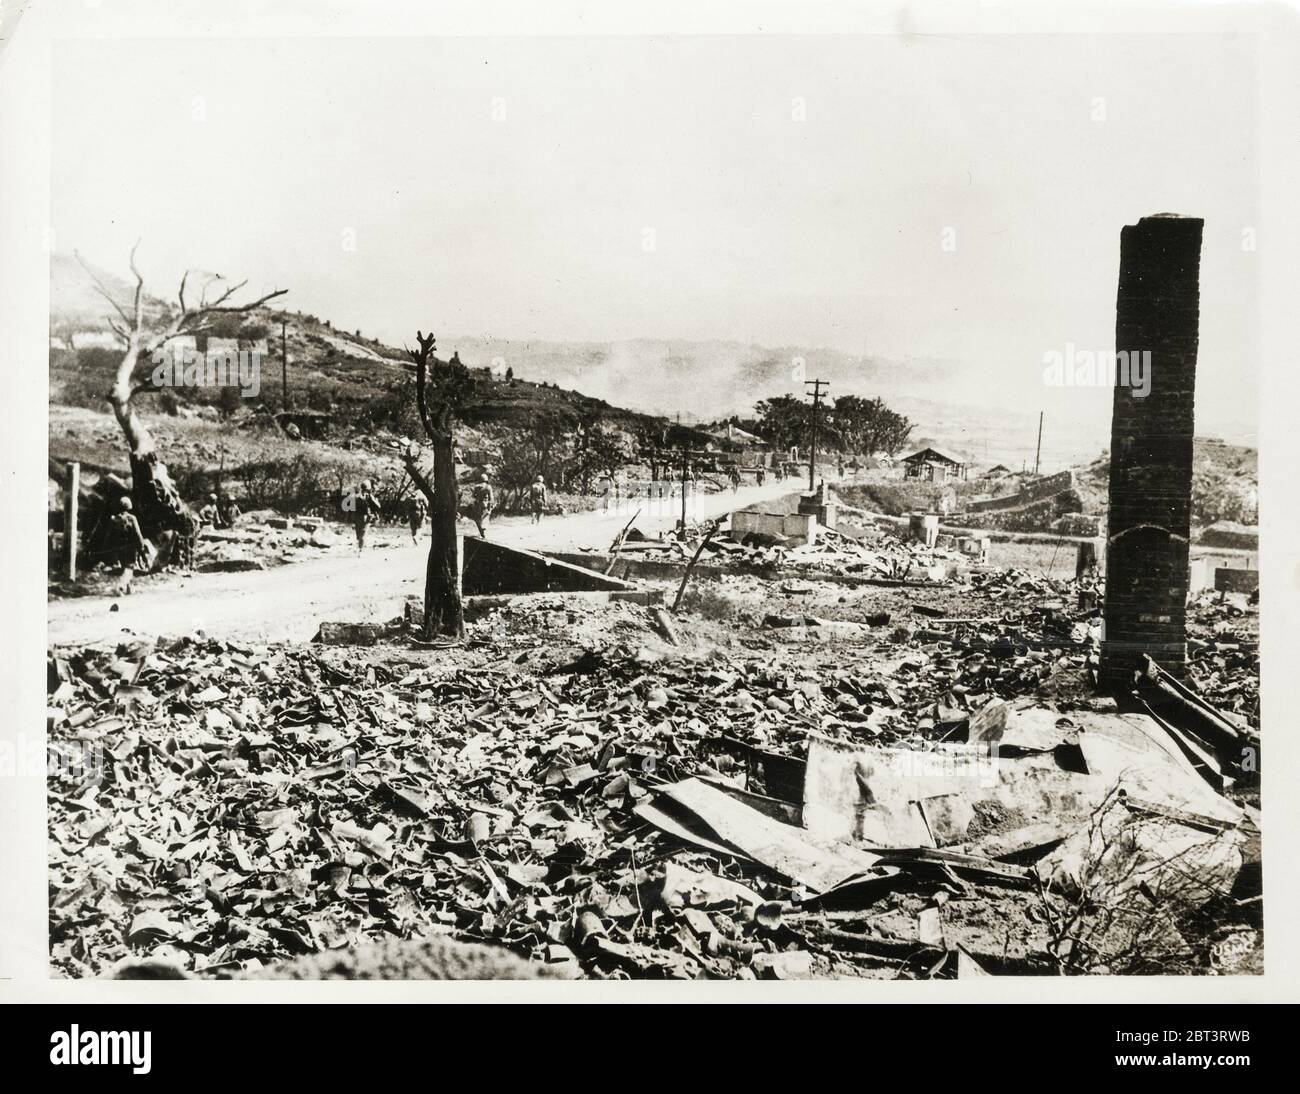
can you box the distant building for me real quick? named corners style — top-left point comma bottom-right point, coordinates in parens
top-left (982, 463), bottom-right (1012, 479)
top-left (722, 423), bottom-right (769, 448)
top-left (901, 447), bottom-right (968, 482)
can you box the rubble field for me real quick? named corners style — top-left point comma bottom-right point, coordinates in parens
top-left (47, 525), bottom-right (1261, 981)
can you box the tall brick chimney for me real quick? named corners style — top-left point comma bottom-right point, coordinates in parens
top-left (1098, 214), bottom-right (1203, 690)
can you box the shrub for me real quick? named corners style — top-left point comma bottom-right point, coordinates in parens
top-left (236, 453), bottom-right (342, 515)
top-left (52, 346), bottom-right (120, 409)
top-left (170, 461), bottom-right (220, 504)
top-left (216, 386), bottom-right (244, 418)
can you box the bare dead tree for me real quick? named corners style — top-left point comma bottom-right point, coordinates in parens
top-left (75, 244), bottom-right (286, 560)
top-left (400, 331), bottom-right (475, 640)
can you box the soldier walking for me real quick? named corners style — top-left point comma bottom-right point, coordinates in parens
top-left (407, 494), bottom-right (428, 543)
top-left (469, 470), bottom-right (495, 537)
top-left (110, 496), bottom-right (150, 596)
top-left (528, 474), bottom-right (547, 524)
top-left (351, 480), bottom-right (379, 552)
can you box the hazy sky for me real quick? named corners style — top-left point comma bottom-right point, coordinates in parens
top-left (52, 33), bottom-right (1260, 436)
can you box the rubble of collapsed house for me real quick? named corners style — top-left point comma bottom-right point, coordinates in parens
top-left (555, 500), bottom-right (988, 589)
top-left (46, 538), bottom-right (1260, 980)
top-left (196, 515), bottom-right (351, 572)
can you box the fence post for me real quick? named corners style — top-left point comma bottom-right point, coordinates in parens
top-left (65, 461), bottom-right (80, 581)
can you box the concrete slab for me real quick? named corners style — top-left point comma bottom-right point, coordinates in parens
top-left (731, 510), bottom-right (818, 546)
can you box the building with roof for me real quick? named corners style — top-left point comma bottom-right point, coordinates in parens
top-left (901, 446), bottom-right (968, 482)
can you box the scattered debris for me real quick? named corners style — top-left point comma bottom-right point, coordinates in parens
top-left (48, 574), bottom-right (1259, 980)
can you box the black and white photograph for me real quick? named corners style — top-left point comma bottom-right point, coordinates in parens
top-left (3, 0), bottom-right (1299, 1036)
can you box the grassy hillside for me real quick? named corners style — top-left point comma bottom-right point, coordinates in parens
top-left (430, 337), bottom-right (1141, 473)
top-left (50, 308), bottom-right (667, 443)
top-left (1077, 439), bottom-right (1258, 526)
top-left (50, 253), bottom-right (667, 439)
top-left (438, 335), bottom-right (961, 420)
top-left (48, 259), bottom-right (702, 521)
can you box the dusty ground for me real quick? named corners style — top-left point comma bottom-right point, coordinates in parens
top-left (47, 478), bottom-right (797, 648)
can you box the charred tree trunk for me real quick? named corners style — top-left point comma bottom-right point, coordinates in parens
top-left (405, 332), bottom-right (469, 642)
top-left (109, 342), bottom-right (196, 569)
top-left (423, 437), bottom-right (464, 640)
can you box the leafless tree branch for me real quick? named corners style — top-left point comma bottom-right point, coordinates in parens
top-left (75, 250), bottom-right (132, 328)
top-left (407, 330), bottom-right (450, 445)
top-left (401, 449), bottom-right (436, 506)
top-left (128, 239), bottom-right (144, 333)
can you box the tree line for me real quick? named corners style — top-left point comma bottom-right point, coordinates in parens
top-left (749, 393), bottom-right (913, 457)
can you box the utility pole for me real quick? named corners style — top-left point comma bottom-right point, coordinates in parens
top-left (804, 378), bottom-right (828, 492)
top-left (281, 317), bottom-right (290, 410)
top-left (678, 445), bottom-right (689, 537)
top-left (1034, 411), bottom-right (1043, 476)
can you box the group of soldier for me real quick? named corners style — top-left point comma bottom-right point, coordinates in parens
top-left (348, 468), bottom-right (550, 551)
top-left (106, 483), bottom-right (243, 595)
top-left (106, 466), bottom-right (554, 592)
top-left (197, 492), bottom-right (242, 531)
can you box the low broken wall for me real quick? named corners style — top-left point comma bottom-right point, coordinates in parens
top-left (731, 510), bottom-right (817, 544)
top-left (462, 537), bottom-right (636, 596)
top-left (965, 470), bottom-right (1076, 513)
top-left (1198, 522), bottom-right (1259, 550)
top-left (951, 489), bottom-right (1084, 532)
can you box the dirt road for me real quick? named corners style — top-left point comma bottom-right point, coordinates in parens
top-left (48, 479), bottom-right (801, 647)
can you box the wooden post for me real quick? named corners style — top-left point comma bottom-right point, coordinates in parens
top-left (678, 446), bottom-right (688, 537)
top-left (1075, 540), bottom-right (1098, 581)
top-left (672, 520), bottom-right (719, 613)
top-left (604, 507), bottom-right (642, 576)
top-left (65, 462), bottom-right (79, 581)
